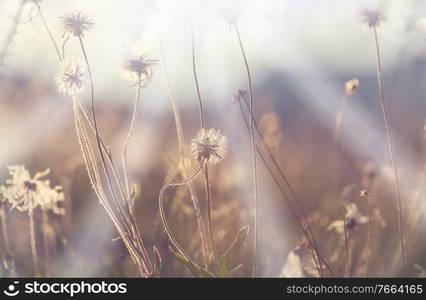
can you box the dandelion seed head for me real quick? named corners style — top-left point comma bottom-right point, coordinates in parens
top-left (361, 8), bottom-right (386, 28)
top-left (191, 128), bottom-right (228, 165)
top-left (345, 78), bottom-right (359, 96)
top-left (61, 11), bottom-right (93, 37)
top-left (0, 165), bottom-right (65, 215)
top-left (56, 60), bottom-right (86, 96)
top-left (121, 52), bottom-right (159, 86)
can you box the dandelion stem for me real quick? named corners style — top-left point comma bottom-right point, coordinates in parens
top-left (41, 210), bottom-right (50, 277)
top-left (237, 99), bottom-right (333, 277)
top-left (158, 162), bottom-right (204, 265)
top-left (372, 26), bottom-right (405, 275)
top-left (28, 204), bottom-right (41, 277)
top-left (77, 38), bottom-right (135, 240)
top-left (72, 97), bottom-right (150, 276)
top-left (191, 25), bottom-right (205, 129)
top-left (0, 205), bottom-right (15, 276)
top-left (233, 23), bottom-right (259, 278)
top-left (122, 75), bottom-right (142, 198)
top-left (76, 38), bottom-right (153, 276)
top-left (203, 165), bottom-right (218, 272)
top-left (343, 219), bottom-right (350, 277)
top-left (364, 200), bottom-right (372, 277)
top-left (159, 30), bottom-right (209, 268)
top-left (36, 4), bottom-right (62, 61)
top-left (191, 26), bottom-right (218, 270)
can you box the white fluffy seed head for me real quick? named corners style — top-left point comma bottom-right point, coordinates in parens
top-left (56, 60), bottom-right (86, 96)
top-left (121, 52), bottom-right (159, 86)
top-left (0, 165), bottom-right (65, 215)
top-left (361, 8), bottom-right (386, 28)
top-left (191, 128), bottom-right (228, 165)
top-left (61, 11), bottom-right (93, 37)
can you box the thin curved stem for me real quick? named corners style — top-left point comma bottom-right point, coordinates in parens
top-left (36, 4), bottom-right (62, 61)
top-left (364, 200), bottom-right (372, 277)
top-left (76, 38), bottom-right (153, 275)
top-left (72, 97), bottom-right (150, 276)
top-left (159, 162), bottom-right (204, 264)
top-left (159, 29), bottom-right (209, 268)
top-left (373, 26), bottom-right (405, 276)
top-left (233, 23), bottom-right (259, 277)
top-left (78, 37), bottom-right (136, 245)
top-left (122, 76), bottom-right (142, 198)
top-left (191, 25), bottom-right (218, 270)
top-left (28, 203), bottom-right (40, 277)
top-left (203, 165), bottom-right (218, 272)
top-left (0, 205), bottom-right (16, 277)
top-left (191, 25), bottom-right (205, 128)
top-left (343, 219), bottom-right (349, 277)
top-left (237, 100), bottom-right (332, 277)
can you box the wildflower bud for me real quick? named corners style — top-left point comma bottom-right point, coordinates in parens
top-left (359, 189), bottom-right (369, 197)
top-left (345, 78), bottom-right (359, 96)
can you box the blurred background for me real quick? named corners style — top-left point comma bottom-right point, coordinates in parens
top-left (1, 0), bottom-right (426, 277)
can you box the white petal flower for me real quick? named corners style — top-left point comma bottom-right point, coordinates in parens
top-left (191, 128), bottom-right (228, 165)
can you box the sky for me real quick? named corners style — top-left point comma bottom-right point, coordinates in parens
top-left (1, 0), bottom-right (425, 112)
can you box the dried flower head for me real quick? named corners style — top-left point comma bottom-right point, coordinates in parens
top-left (0, 165), bottom-right (64, 215)
top-left (345, 78), bottom-right (359, 96)
top-left (359, 189), bottom-right (369, 197)
top-left (56, 60), bottom-right (85, 96)
top-left (361, 8), bottom-right (386, 28)
top-left (232, 89), bottom-right (248, 104)
top-left (61, 11), bottom-right (93, 37)
top-left (121, 53), bottom-right (159, 86)
top-left (327, 203), bottom-right (368, 234)
top-left (191, 128), bottom-right (228, 164)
